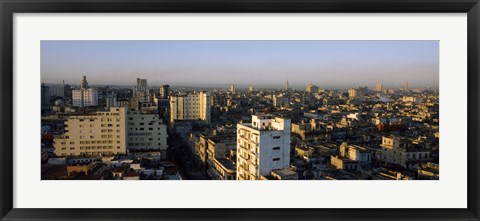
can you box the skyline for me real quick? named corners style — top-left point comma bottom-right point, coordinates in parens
top-left (41, 40), bottom-right (439, 89)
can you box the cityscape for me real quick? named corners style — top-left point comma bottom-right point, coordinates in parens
top-left (40, 41), bottom-right (439, 180)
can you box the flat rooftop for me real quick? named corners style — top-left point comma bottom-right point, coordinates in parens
top-left (272, 168), bottom-right (297, 177)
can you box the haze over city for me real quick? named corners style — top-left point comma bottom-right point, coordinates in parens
top-left (41, 40), bottom-right (439, 89)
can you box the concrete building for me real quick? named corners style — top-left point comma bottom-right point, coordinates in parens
top-left (332, 143), bottom-right (373, 171)
top-left (236, 114), bottom-right (291, 180)
top-left (127, 110), bottom-right (168, 159)
top-left (72, 88), bottom-right (98, 107)
top-left (306, 83), bottom-right (319, 93)
top-left (72, 76), bottom-right (98, 107)
top-left (205, 134), bottom-right (237, 180)
top-left (170, 91), bottom-right (211, 124)
top-left (54, 107), bottom-right (127, 157)
top-left (375, 83), bottom-right (383, 92)
top-left (41, 83), bottom-right (51, 114)
top-left (135, 78), bottom-right (149, 103)
top-left (106, 92), bottom-right (117, 108)
top-left (379, 136), bottom-right (432, 169)
top-left (348, 88), bottom-right (359, 98)
top-left (273, 95), bottom-right (289, 107)
top-left (49, 85), bottom-right (65, 98)
top-left (159, 85), bottom-right (170, 99)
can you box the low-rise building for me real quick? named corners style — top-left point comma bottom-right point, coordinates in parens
top-left (379, 136), bottom-right (432, 169)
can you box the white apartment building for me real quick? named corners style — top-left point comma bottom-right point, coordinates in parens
top-left (72, 76), bottom-right (98, 107)
top-left (170, 91), bottom-right (211, 124)
top-left (72, 88), bottom-right (99, 107)
top-left (127, 110), bottom-right (168, 159)
top-left (236, 114), bottom-right (291, 180)
top-left (54, 107), bottom-right (127, 157)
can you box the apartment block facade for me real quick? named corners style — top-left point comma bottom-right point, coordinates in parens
top-left (54, 107), bottom-right (169, 158)
top-left (54, 107), bottom-right (127, 157)
top-left (170, 91), bottom-right (211, 124)
top-left (127, 110), bottom-right (168, 158)
top-left (236, 115), bottom-right (291, 180)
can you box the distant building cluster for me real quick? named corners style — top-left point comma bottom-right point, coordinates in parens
top-left (41, 77), bottom-right (439, 180)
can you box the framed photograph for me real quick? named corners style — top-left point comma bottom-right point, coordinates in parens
top-left (1, 0), bottom-right (479, 220)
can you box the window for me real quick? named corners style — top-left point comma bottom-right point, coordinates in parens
top-left (273, 147), bottom-right (280, 150)
top-left (273, 136), bottom-right (281, 139)
top-left (273, 158), bottom-right (280, 161)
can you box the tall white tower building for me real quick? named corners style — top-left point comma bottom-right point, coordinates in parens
top-left (72, 76), bottom-right (98, 107)
top-left (170, 91), bottom-right (211, 124)
top-left (236, 114), bottom-right (291, 180)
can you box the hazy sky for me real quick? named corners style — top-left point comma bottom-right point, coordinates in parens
top-left (41, 40), bottom-right (439, 89)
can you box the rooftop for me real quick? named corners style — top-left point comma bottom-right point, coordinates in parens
top-left (272, 168), bottom-right (297, 177)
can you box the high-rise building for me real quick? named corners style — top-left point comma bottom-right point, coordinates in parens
top-left (170, 91), bottom-right (211, 124)
top-left (248, 86), bottom-right (254, 92)
top-left (285, 80), bottom-right (289, 91)
top-left (135, 78), bottom-right (149, 102)
top-left (404, 82), bottom-right (409, 93)
top-left (54, 107), bottom-right (128, 157)
top-left (306, 83), bottom-right (319, 93)
top-left (236, 114), bottom-right (292, 180)
top-left (80, 75), bottom-right (89, 89)
top-left (127, 110), bottom-right (168, 159)
top-left (41, 83), bottom-right (50, 115)
top-left (49, 85), bottom-right (65, 98)
top-left (72, 88), bottom-right (98, 107)
top-left (72, 76), bottom-right (98, 107)
top-left (230, 85), bottom-right (236, 94)
top-left (106, 92), bottom-right (117, 108)
top-left (348, 88), bottom-right (358, 98)
top-left (54, 107), bottom-right (169, 158)
top-left (136, 78), bottom-right (148, 93)
top-left (375, 83), bottom-right (383, 92)
top-left (160, 85), bottom-right (170, 99)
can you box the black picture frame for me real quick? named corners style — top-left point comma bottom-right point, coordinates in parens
top-left (1, 0), bottom-right (479, 220)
